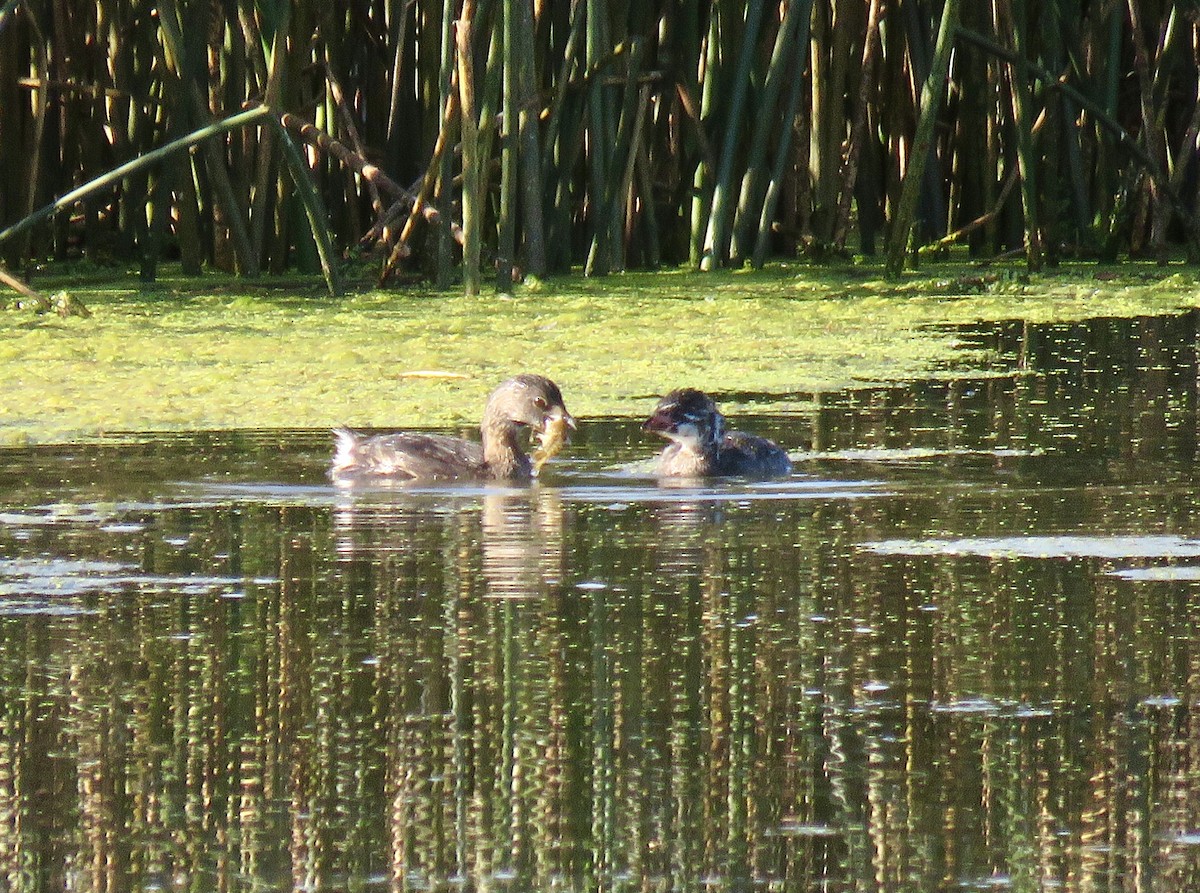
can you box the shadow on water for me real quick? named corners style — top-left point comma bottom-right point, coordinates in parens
top-left (2, 312), bottom-right (1200, 890)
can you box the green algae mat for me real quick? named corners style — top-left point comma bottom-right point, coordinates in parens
top-left (4, 264), bottom-right (1199, 444)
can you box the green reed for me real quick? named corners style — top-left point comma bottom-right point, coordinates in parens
top-left (0, 1), bottom-right (1198, 296)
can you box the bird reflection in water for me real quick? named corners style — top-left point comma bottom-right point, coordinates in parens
top-left (480, 489), bottom-right (565, 599)
top-left (650, 495), bottom-right (728, 580)
top-left (330, 487), bottom-right (565, 601)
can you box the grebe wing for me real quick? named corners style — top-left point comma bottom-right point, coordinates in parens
top-left (331, 428), bottom-right (485, 481)
top-left (719, 431), bottom-right (793, 477)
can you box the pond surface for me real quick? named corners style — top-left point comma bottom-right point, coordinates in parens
top-left (3, 312), bottom-right (1200, 892)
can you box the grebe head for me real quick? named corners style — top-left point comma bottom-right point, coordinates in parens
top-left (642, 388), bottom-right (725, 450)
top-left (485, 374), bottom-right (576, 436)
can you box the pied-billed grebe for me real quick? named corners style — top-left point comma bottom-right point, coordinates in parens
top-left (643, 388), bottom-right (792, 478)
top-left (331, 374), bottom-right (575, 483)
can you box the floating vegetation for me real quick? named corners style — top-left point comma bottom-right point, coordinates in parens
top-left (1107, 567), bottom-right (1200, 581)
top-left (2, 266), bottom-right (1198, 445)
top-left (0, 554), bottom-right (270, 600)
top-left (862, 535), bottom-right (1200, 560)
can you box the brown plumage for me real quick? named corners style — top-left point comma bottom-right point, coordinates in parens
top-left (643, 388), bottom-right (791, 478)
top-left (331, 375), bottom-right (575, 483)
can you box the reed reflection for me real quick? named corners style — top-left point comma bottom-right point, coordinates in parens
top-left (649, 494), bottom-right (726, 578)
top-left (328, 485), bottom-right (584, 889)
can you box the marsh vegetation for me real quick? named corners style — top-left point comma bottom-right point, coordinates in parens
top-left (2, 1), bottom-right (1200, 296)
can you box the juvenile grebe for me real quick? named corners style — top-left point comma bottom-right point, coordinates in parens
top-left (643, 388), bottom-right (791, 478)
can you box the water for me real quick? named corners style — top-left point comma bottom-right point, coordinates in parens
top-left (2, 313), bottom-right (1200, 892)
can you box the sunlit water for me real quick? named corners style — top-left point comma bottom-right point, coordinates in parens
top-left (3, 313), bottom-right (1200, 891)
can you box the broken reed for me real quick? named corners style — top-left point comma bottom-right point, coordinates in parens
top-left (0, 0), bottom-right (1197, 293)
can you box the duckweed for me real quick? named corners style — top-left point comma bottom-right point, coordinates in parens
top-left (3, 263), bottom-right (1199, 444)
